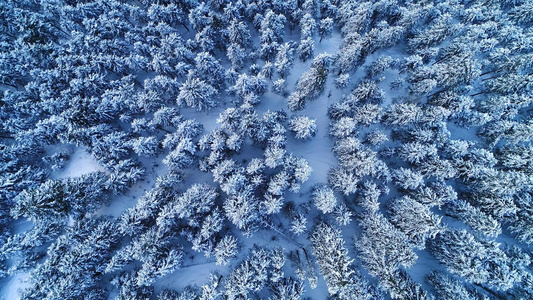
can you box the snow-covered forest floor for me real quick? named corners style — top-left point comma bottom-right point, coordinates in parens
top-left (1, 0), bottom-right (533, 299)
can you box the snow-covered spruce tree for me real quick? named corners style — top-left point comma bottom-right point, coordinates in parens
top-left (311, 222), bottom-right (373, 300)
top-left (116, 186), bottom-right (175, 238)
top-left (355, 212), bottom-right (417, 294)
top-left (312, 184), bottom-right (337, 214)
top-left (91, 131), bottom-right (132, 165)
top-left (214, 235), bottom-right (239, 266)
top-left (444, 199), bottom-right (501, 238)
top-left (227, 19), bottom-right (252, 47)
top-left (144, 76), bottom-right (181, 104)
top-left (288, 115), bottom-right (317, 140)
top-left (387, 196), bottom-right (442, 249)
top-left (318, 17), bottom-right (333, 42)
top-left (300, 13), bottom-right (316, 39)
top-left (157, 183), bottom-right (219, 229)
top-left (257, 10), bottom-right (285, 60)
top-left (280, 154), bottom-right (313, 193)
top-left (199, 272), bottom-right (222, 300)
top-left (272, 78), bottom-right (288, 95)
top-left (187, 208), bottom-right (225, 256)
top-left (290, 213), bottom-right (308, 235)
top-left (333, 203), bottom-right (353, 226)
top-left (130, 136), bottom-right (160, 157)
top-left (107, 226), bottom-right (184, 286)
top-left (108, 159), bottom-right (146, 195)
top-left (20, 217), bottom-right (121, 299)
top-left (365, 56), bottom-right (396, 80)
top-left (163, 137), bottom-right (198, 170)
top-left (157, 288), bottom-right (188, 300)
top-left (384, 269), bottom-right (431, 300)
top-left (427, 271), bottom-right (484, 300)
top-left (228, 73), bottom-right (268, 103)
top-left (382, 103), bottom-right (422, 126)
top-left (398, 142), bottom-right (438, 165)
top-left (270, 277), bottom-right (305, 300)
top-left (288, 54), bottom-right (332, 111)
top-left (223, 246), bottom-right (272, 299)
top-left (176, 77), bottom-right (218, 111)
top-left (162, 119), bottom-right (203, 149)
top-left (506, 192), bottom-right (533, 244)
top-left (12, 172), bottom-right (110, 221)
top-left (11, 180), bottom-right (69, 222)
top-left (332, 137), bottom-right (383, 179)
top-left (275, 42), bottom-right (296, 78)
top-left (407, 13), bottom-right (458, 51)
top-left (334, 73), bottom-right (350, 89)
top-left (136, 245), bottom-right (184, 286)
top-left (429, 228), bottom-right (529, 291)
top-left (224, 188), bottom-right (261, 235)
top-left (1, 220), bottom-right (62, 275)
top-left (270, 247), bottom-right (286, 284)
top-left (298, 37), bottom-right (315, 62)
top-left (329, 117), bottom-right (357, 139)
top-left (391, 167), bottom-right (424, 190)
top-left (328, 166), bottom-right (359, 196)
top-left (227, 43), bottom-right (247, 70)
top-left (356, 181), bottom-right (385, 213)
top-left (410, 180), bottom-right (457, 208)
top-left (262, 155), bottom-right (312, 214)
top-left (363, 129), bottom-right (389, 146)
top-left (113, 271), bottom-right (154, 300)
top-left (192, 51), bottom-right (226, 88)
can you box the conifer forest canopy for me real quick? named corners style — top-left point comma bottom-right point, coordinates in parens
top-left (1, 0), bottom-right (533, 299)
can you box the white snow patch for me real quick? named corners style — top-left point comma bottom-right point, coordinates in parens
top-left (153, 262), bottom-right (220, 293)
top-left (0, 272), bottom-right (30, 300)
top-left (52, 147), bottom-right (105, 179)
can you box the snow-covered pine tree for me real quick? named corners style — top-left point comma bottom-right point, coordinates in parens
top-left (288, 115), bottom-right (317, 140)
top-left (312, 222), bottom-right (373, 299)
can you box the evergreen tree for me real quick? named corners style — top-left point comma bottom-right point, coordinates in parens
top-left (214, 235), bottom-right (239, 266)
top-left (21, 218), bottom-right (121, 299)
top-left (382, 103), bottom-right (421, 126)
top-left (333, 203), bottom-right (353, 226)
top-left (136, 246), bottom-right (184, 286)
top-left (312, 222), bottom-right (373, 299)
top-left (445, 199), bottom-right (501, 238)
top-left (224, 188), bottom-right (260, 235)
top-left (364, 130), bottom-right (389, 146)
top-left (388, 196), bottom-right (442, 249)
top-left (355, 212), bottom-right (417, 282)
top-left (275, 42), bottom-right (296, 78)
top-left (429, 228), bottom-right (528, 291)
top-left (288, 54), bottom-right (332, 110)
top-left (130, 136), bottom-right (160, 157)
top-left (318, 18), bottom-right (333, 42)
top-left (427, 271), bottom-right (483, 300)
top-left (288, 116), bottom-right (317, 140)
top-left (297, 37), bottom-right (315, 62)
top-left (223, 247), bottom-right (272, 299)
top-left (391, 167), bottom-right (424, 190)
top-left (177, 77), bottom-right (218, 111)
top-left (507, 192), bottom-right (533, 244)
top-left (312, 184), bottom-right (337, 214)
top-left (269, 277), bottom-right (305, 300)
top-left (328, 166), bottom-right (359, 196)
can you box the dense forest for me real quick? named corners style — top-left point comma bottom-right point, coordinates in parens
top-left (0, 0), bottom-right (532, 299)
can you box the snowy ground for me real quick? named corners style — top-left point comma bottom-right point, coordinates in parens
top-left (0, 272), bottom-right (30, 300)
top-left (52, 147), bottom-right (106, 180)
